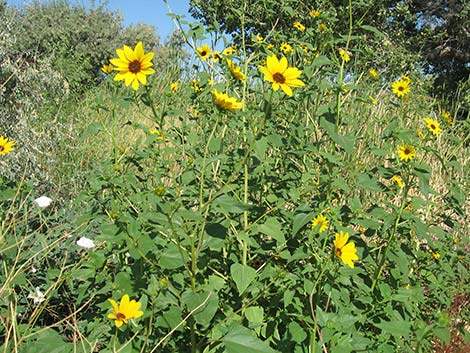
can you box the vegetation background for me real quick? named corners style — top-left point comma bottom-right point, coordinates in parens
top-left (0, 0), bottom-right (468, 352)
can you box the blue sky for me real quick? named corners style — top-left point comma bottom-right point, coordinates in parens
top-left (6, 0), bottom-right (193, 40)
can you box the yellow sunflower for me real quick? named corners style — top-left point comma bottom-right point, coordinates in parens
top-left (391, 78), bottom-right (410, 97)
top-left (0, 135), bottom-right (15, 155)
top-left (333, 231), bottom-right (359, 268)
top-left (391, 175), bottom-right (404, 189)
top-left (101, 63), bottom-right (114, 74)
top-left (397, 144), bottom-right (416, 162)
top-left (441, 110), bottom-right (453, 125)
top-left (227, 59), bottom-right (246, 81)
top-left (311, 214), bottom-right (329, 232)
top-left (259, 54), bottom-right (305, 96)
top-left (280, 43), bottom-right (293, 53)
top-left (212, 90), bottom-right (243, 111)
top-left (368, 68), bottom-right (379, 79)
top-left (170, 82), bottom-right (179, 93)
top-left (424, 117), bottom-right (441, 136)
top-left (293, 21), bottom-right (306, 32)
top-left (310, 9), bottom-right (320, 18)
top-left (339, 49), bottom-right (351, 62)
top-left (110, 41), bottom-right (155, 90)
top-left (196, 44), bottom-right (211, 60)
top-left (107, 294), bottom-right (143, 328)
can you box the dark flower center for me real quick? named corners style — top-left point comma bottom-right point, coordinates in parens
top-left (0, 146), bottom-right (4, 152)
top-left (398, 86), bottom-right (404, 91)
top-left (273, 72), bottom-right (286, 84)
top-left (129, 60), bottom-right (141, 73)
top-left (335, 247), bottom-right (342, 257)
top-left (430, 124), bottom-right (436, 129)
top-left (404, 148), bottom-right (411, 154)
top-left (200, 50), bottom-right (207, 57)
top-left (116, 312), bottom-right (126, 320)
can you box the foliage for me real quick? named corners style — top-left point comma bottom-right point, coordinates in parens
top-left (1, 1), bottom-right (469, 353)
top-left (189, 0), bottom-right (470, 100)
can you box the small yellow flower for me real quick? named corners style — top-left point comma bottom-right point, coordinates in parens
top-left (193, 110), bottom-right (201, 118)
top-left (0, 135), bottom-right (15, 155)
top-left (417, 129), bottom-right (425, 139)
top-left (259, 54), bottom-right (305, 96)
top-left (319, 23), bottom-right (327, 31)
top-left (227, 59), bottom-right (247, 81)
top-left (197, 44), bottom-right (211, 60)
top-left (280, 43), bottom-right (293, 53)
top-left (207, 78), bottom-right (214, 86)
top-left (170, 82), bottom-right (179, 93)
top-left (211, 89), bottom-right (243, 111)
top-left (397, 144), bottom-right (416, 162)
top-left (266, 44), bottom-right (274, 51)
top-left (293, 21), bottom-right (306, 32)
top-left (110, 41), bottom-right (155, 90)
top-left (212, 51), bottom-right (222, 62)
top-left (368, 68), bottom-right (379, 79)
top-left (107, 294), bottom-right (143, 328)
top-left (429, 249), bottom-right (441, 260)
top-left (333, 231), bottom-right (359, 268)
top-left (339, 49), bottom-right (351, 62)
top-left (192, 79), bottom-right (201, 91)
top-left (391, 175), bottom-right (404, 189)
top-left (101, 63), bottom-right (114, 74)
top-left (441, 110), bottom-right (453, 125)
top-left (255, 35), bottom-right (264, 43)
top-left (150, 129), bottom-right (165, 140)
top-left (424, 117), bottom-right (441, 136)
top-left (401, 74), bottom-right (412, 83)
top-left (310, 9), bottom-right (321, 18)
top-left (223, 47), bottom-right (236, 56)
top-left (404, 203), bottom-right (413, 211)
top-left (311, 214), bottom-right (329, 232)
top-left (368, 95), bottom-right (377, 105)
top-left (300, 44), bottom-right (309, 52)
top-left (391, 78), bottom-right (410, 97)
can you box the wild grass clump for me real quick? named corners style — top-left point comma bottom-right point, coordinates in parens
top-left (0, 2), bottom-right (469, 353)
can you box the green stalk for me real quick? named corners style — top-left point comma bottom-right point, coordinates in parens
top-left (371, 172), bottom-right (411, 292)
top-left (335, 0), bottom-right (353, 131)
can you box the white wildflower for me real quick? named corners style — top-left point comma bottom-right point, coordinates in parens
top-left (34, 196), bottom-right (52, 209)
top-left (28, 287), bottom-right (46, 304)
top-left (76, 237), bottom-right (95, 249)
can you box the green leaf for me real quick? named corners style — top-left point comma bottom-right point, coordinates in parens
top-left (292, 212), bottom-right (314, 236)
top-left (256, 217), bottom-right (285, 245)
top-left (159, 243), bottom-right (186, 269)
top-left (223, 325), bottom-right (280, 353)
top-left (375, 319), bottom-right (411, 337)
top-left (244, 306), bottom-right (264, 325)
top-left (182, 291), bottom-right (218, 327)
top-left (319, 116), bottom-right (355, 154)
top-left (213, 194), bottom-right (252, 213)
top-left (311, 55), bottom-right (331, 67)
top-left (360, 25), bottom-right (386, 38)
top-left (231, 263), bottom-right (257, 295)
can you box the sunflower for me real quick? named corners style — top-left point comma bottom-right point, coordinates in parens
top-left (417, 129), bottom-right (425, 139)
top-left (339, 49), bottom-right (351, 62)
top-left (110, 42), bottom-right (155, 90)
top-left (441, 110), bottom-right (453, 125)
top-left (333, 231), bottom-right (359, 268)
top-left (368, 68), bottom-right (379, 79)
top-left (0, 135), bottom-right (15, 155)
top-left (227, 59), bottom-right (246, 81)
top-left (424, 117), bottom-right (441, 136)
top-left (211, 51), bottom-right (222, 62)
top-left (319, 23), bottom-right (327, 31)
top-left (397, 144), bottom-right (416, 162)
top-left (222, 46), bottom-right (236, 56)
top-left (280, 43), bottom-right (293, 53)
top-left (310, 9), bottom-right (320, 18)
top-left (101, 63), bottom-right (114, 74)
top-left (212, 90), bottom-right (243, 111)
top-left (391, 78), bottom-right (410, 97)
top-left (311, 214), bottom-right (329, 232)
top-left (259, 54), bottom-right (305, 96)
top-left (293, 21), bottom-right (306, 32)
top-left (196, 44), bottom-right (211, 60)
top-left (170, 82), bottom-right (179, 93)
top-left (391, 175), bottom-right (404, 189)
top-left (107, 294), bottom-right (143, 328)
